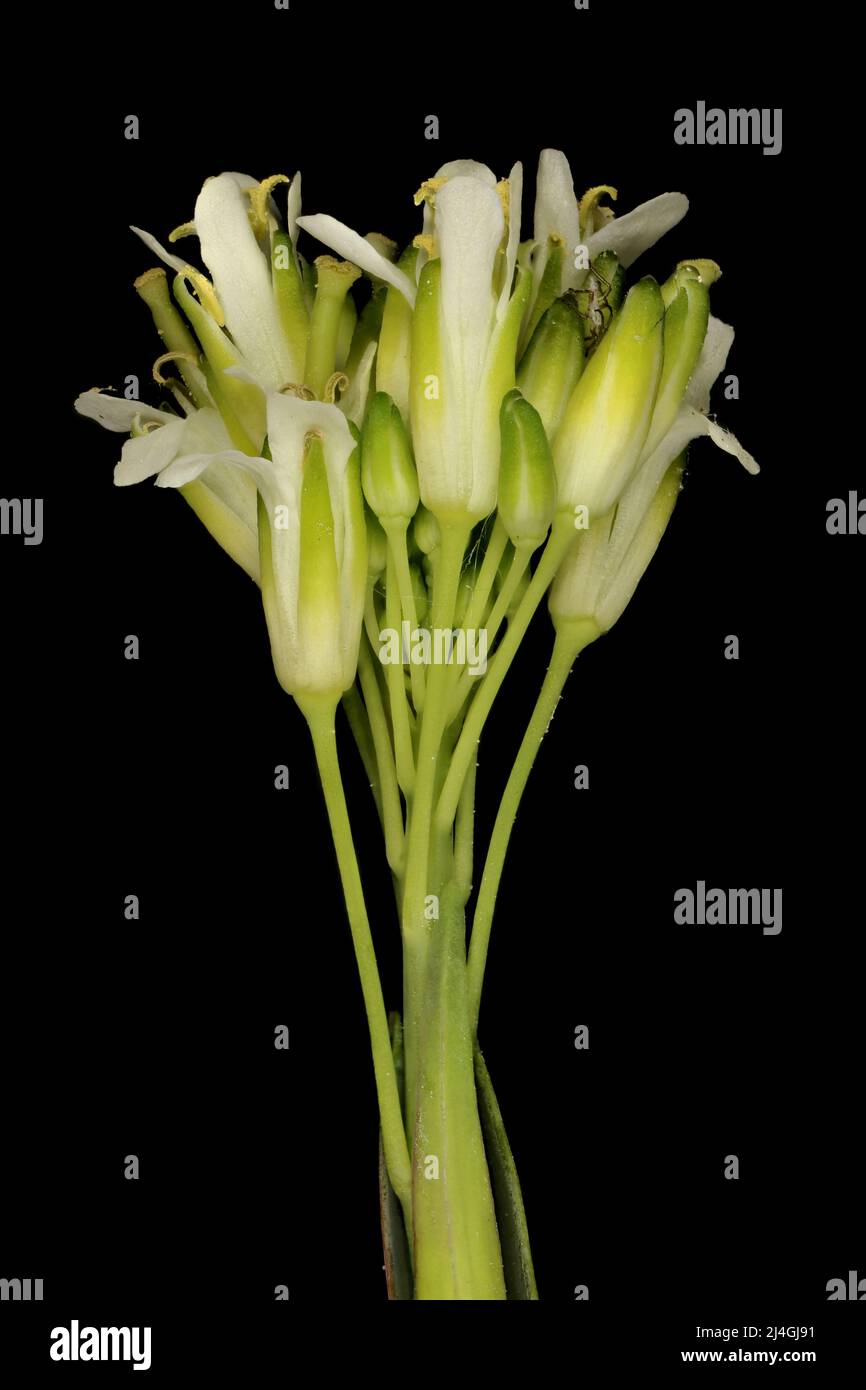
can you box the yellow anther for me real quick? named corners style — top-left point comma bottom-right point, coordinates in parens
top-left (412, 233), bottom-right (437, 258)
top-left (168, 221), bottom-right (196, 242)
top-left (413, 176), bottom-right (447, 207)
top-left (152, 351), bottom-right (200, 386)
top-left (496, 178), bottom-right (510, 220)
top-left (248, 174), bottom-right (291, 240)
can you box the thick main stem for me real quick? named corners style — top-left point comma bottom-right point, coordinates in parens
top-left (400, 521), bottom-right (470, 1139)
top-left (411, 879), bottom-right (506, 1299)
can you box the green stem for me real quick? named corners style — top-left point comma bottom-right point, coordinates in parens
top-left (449, 540), bottom-right (533, 720)
top-left (411, 879), bottom-right (506, 1299)
top-left (341, 685), bottom-right (382, 821)
top-left (453, 748), bottom-right (476, 906)
top-left (467, 619), bottom-right (598, 1032)
top-left (384, 518), bottom-right (426, 714)
top-left (382, 558), bottom-right (416, 797)
top-left (357, 637), bottom-right (406, 880)
top-left (400, 520), bottom-right (469, 1139)
top-left (299, 694), bottom-right (413, 1233)
top-left (435, 514), bottom-right (574, 837)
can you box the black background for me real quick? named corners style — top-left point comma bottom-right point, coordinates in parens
top-left (2, 0), bottom-right (862, 1375)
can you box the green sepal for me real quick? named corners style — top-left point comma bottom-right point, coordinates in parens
top-left (474, 1044), bottom-right (538, 1299)
top-left (379, 1012), bottom-right (413, 1301)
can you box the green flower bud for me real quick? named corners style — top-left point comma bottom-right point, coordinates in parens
top-left (549, 457), bottom-right (683, 635)
top-left (642, 271), bottom-right (710, 458)
top-left (413, 502), bottom-right (440, 556)
top-left (377, 245), bottom-right (419, 423)
top-left (272, 230), bottom-right (310, 384)
top-left (498, 389), bottom-right (556, 549)
top-left (517, 296), bottom-right (585, 441)
top-left (553, 276), bottom-right (664, 522)
top-left (366, 506), bottom-right (388, 579)
top-left (360, 391), bottom-right (420, 523)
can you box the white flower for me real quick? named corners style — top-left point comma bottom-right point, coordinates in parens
top-left (299, 158), bottom-right (526, 522)
top-left (159, 392), bottom-right (367, 700)
top-left (74, 391), bottom-right (259, 581)
top-left (550, 316), bottom-right (758, 632)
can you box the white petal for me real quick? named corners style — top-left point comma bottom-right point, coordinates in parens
top-left (114, 418), bottom-right (187, 486)
top-left (339, 340), bottom-right (378, 426)
top-left (533, 149), bottom-right (580, 294)
top-left (157, 446), bottom-right (250, 489)
top-left (152, 409), bottom-right (238, 487)
top-left (129, 226), bottom-right (188, 274)
top-left (437, 175), bottom-right (503, 393)
top-left (286, 172), bottom-right (302, 247)
top-left (497, 161), bottom-right (523, 323)
top-left (586, 192), bottom-right (689, 268)
top-left (296, 214), bottom-right (417, 307)
top-left (704, 417), bottom-right (759, 475)
top-left (434, 160), bottom-right (497, 185)
top-left (195, 173), bottom-right (299, 390)
top-left (686, 315), bottom-right (734, 412)
top-left (75, 392), bottom-right (172, 432)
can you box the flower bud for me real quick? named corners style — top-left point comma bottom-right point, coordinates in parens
top-left (553, 276), bottom-right (664, 522)
top-left (366, 507), bottom-right (388, 579)
top-left (413, 502), bottom-right (440, 556)
top-left (377, 245), bottom-right (419, 423)
top-left (642, 269), bottom-right (710, 459)
top-left (517, 296), bottom-right (585, 441)
top-left (498, 390), bottom-right (556, 549)
top-left (254, 395), bottom-right (367, 700)
top-left (360, 391), bottom-right (420, 523)
top-left (549, 458), bottom-right (683, 635)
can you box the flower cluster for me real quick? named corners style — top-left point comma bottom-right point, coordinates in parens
top-left (76, 150), bottom-right (756, 703)
top-left (76, 149), bottom-right (759, 1300)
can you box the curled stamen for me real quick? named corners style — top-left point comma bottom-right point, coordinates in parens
top-left (279, 382), bottom-right (316, 400)
top-left (176, 268), bottom-right (224, 327)
top-left (152, 351), bottom-right (200, 387)
top-left (168, 221), bottom-right (196, 242)
top-left (579, 184), bottom-right (618, 236)
top-left (248, 174), bottom-right (291, 240)
top-left (323, 372), bottom-right (349, 404)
